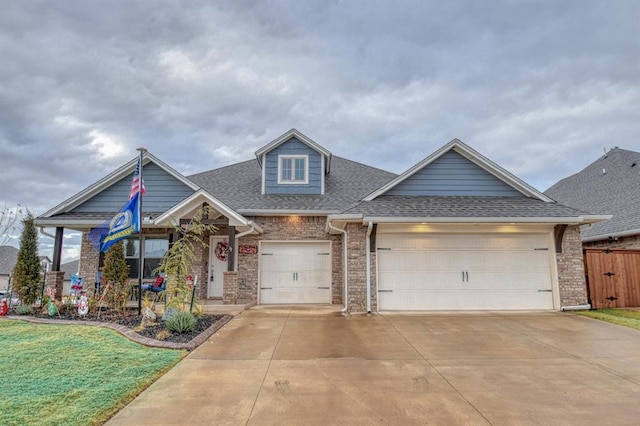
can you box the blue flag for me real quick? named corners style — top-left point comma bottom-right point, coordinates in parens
top-left (101, 192), bottom-right (140, 252)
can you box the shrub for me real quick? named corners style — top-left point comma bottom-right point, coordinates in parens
top-left (165, 311), bottom-right (197, 334)
top-left (15, 304), bottom-right (33, 315)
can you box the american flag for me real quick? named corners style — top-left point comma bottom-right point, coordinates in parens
top-left (129, 159), bottom-right (146, 199)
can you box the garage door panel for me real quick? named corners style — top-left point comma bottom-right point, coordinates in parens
top-left (260, 242), bottom-right (331, 304)
top-left (378, 232), bottom-right (554, 310)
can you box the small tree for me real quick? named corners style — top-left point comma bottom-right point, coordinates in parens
top-left (101, 240), bottom-right (130, 313)
top-left (156, 207), bottom-right (218, 312)
top-left (12, 212), bottom-right (41, 305)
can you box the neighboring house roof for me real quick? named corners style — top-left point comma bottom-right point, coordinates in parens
top-left (60, 259), bottom-right (80, 280)
top-left (188, 156), bottom-right (397, 214)
top-left (545, 147), bottom-right (640, 241)
top-left (0, 246), bottom-right (19, 275)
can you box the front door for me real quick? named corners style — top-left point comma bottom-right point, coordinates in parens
top-left (208, 236), bottom-right (228, 298)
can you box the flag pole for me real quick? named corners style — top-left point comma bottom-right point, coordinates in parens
top-left (136, 147), bottom-right (147, 316)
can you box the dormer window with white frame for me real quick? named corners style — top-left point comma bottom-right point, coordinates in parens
top-left (278, 155), bottom-right (308, 184)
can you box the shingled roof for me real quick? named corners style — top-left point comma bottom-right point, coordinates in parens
top-left (0, 245), bottom-right (18, 275)
top-left (188, 156), bottom-right (397, 214)
top-left (545, 147), bottom-right (640, 241)
top-left (344, 195), bottom-right (591, 219)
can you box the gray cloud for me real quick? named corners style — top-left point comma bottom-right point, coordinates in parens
top-left (1, 0), bottom-right (638, 221)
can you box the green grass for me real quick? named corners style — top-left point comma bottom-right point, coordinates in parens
top-left (576, 308), bottom-right (640, 331)
top-left (0, 320), bottom-right (186, 426)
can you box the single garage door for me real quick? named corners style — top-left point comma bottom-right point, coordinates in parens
top-left (377, 232), bottom-right (554, 310)
top-left (260, 241), bottom-right (332, 304)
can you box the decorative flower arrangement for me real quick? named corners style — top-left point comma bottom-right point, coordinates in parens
top-left (215, 241), bottom-right (229, 262)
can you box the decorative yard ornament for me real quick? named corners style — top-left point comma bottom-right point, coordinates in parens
top-left (45, 286), bottom-right (58, 316)
top-left (0, 298), bottom-right (7, 316)
top-left (77, 292), bottom-right (88, 316)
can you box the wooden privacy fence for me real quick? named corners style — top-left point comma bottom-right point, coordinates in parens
top-left (584, 249), bottom-right (640, 308)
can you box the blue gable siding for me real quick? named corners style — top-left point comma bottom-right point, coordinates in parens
top-left (386, 150), bottom-right (524, 197)
top-left (71, 163), bottom-right (195, 213)
top-left (264, 137), bottom-right (322, 194)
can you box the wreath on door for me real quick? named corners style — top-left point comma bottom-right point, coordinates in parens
top-left (215, 241), bottom-right (229, 262)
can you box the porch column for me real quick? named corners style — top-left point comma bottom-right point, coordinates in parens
top-left (51, 227), bottom-right (64, 271)
top-left (227, 225), bottom-right (235, 271)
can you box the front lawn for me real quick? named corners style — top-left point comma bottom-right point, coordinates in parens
top-left (576, 308), bottom-right (640, 331)
top-left (0, 319), bottom-right (186, 426)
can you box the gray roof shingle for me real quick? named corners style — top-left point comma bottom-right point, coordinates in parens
top-left (188, 156), bottom-right (397, 213)
top-left (0, 246), bottom-right (19, 275)
top-left (344, 196), bottom-right (590, 218)
top-left (545, 147), bottom-right (640, 239)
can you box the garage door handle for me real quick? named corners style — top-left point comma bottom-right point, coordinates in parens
top-left (317, 286), bottom-right (330, 289)
top-left (379, 289), bottom-right (393, 293)
top-left (538, 289), bottom-right (552, 292)
top-left (260, 287), bottom-right (272, 290)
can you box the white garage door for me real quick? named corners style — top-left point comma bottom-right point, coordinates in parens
top-left (377, 233), bottom-right (554, 310)
top-left (260, 241), bottom-right (332, 304)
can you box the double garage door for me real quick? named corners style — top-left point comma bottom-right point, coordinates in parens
top-left (377, 231), bottom-right (555, 310)
top-left (260, 241), bottom-right (331, 304)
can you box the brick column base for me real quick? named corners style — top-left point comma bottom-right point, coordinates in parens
top-left (223, 272), bottom-right (238, 304)
top-left (45, 271), bottom-right (65, 300)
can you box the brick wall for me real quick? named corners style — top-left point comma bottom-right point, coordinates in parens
top-left (556, 225), bottom-right (589, 307)
top-left (345, 223), bottom-right (368, 313)
top-left (79, 234), bottom-right (101, 296)
top-left (236, 216), bottom-right (343, 304)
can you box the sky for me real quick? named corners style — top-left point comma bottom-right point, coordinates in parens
top-left (0, 0), bottom-right (638, 262)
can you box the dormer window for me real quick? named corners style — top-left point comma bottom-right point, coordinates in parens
top-left (278, 155), bottom-right (308, 184)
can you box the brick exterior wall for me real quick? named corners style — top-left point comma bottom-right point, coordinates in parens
top-left (45, 271), bottom-right (65, 300)
top-left (584, 234), bottom-right (640, 250)
top-left (233, 216), bottom-right (344, 304)
top-left (223, 272), bottom-right (238, 304)
top-left (345, 223), bottom-right (368, 313)
top-left (556, 225), bottom-right (589, 307)
top-left (79, 234), bottom-right (101, 296)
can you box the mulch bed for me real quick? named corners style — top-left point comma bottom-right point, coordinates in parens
top-left (7, 308), bottom-right (233, 350)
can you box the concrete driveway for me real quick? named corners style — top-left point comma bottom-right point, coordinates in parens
top-left (107, 306), bottom-right (640, 425)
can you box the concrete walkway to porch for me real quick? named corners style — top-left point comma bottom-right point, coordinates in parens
top-left (107, 306), bottom-right (640, 425)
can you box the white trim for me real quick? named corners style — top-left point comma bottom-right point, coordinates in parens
top-left (153, 189), bottom-right (264, 233)
top-left (362, 216), bottom-right (590, 224)
top-left (363, 139), bottom-right (554, 202)
top-left (255, 128), bottom-right (332, 174)
top-left (277, 154), bottom-right (309, 185)
top-left (41, 152), bottom-right (200, 218)
top-left (321, 155), bottom-right (325, 195)
top-left (261, 153), bottom-right (266, 195)
top-left (239, 209), bottom-right (337, 216)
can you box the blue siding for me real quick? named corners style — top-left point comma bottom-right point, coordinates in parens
top-left (72, 163), bottom-right (195, 213)
top-left (387, 151), bottom-right (524, 196)
top-left (264, 137), bottom-right (323, 194)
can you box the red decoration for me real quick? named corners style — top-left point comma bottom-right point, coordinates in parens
top-left (0, 299), bottom-right (7, 316)
top-left (215, 241), bottom-right (229, 262)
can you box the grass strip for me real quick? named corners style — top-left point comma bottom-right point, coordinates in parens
top-left (0, 319), bottom-right (186, 426)
top-left (575, 308), bottom-right (640, 331)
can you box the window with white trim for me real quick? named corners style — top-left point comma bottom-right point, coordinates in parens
top-left (278, 155), bottom-right (308, 184)
top-left (125, 236), bottom-right (169, 279)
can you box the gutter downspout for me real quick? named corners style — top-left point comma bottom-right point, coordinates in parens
top-left (328, 222), bottom-right (348, 314)
top-left (561, 304), bottom-right (591, 311)
top-left (233, 221), bottom-right (258, 271)
top-left (365, 221), bottom-right (373, 314)
top-left (39, 227), bottom-right (57, 239)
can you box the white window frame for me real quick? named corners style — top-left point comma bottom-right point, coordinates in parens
top-left (278, 155), bottom-right (309, 184)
